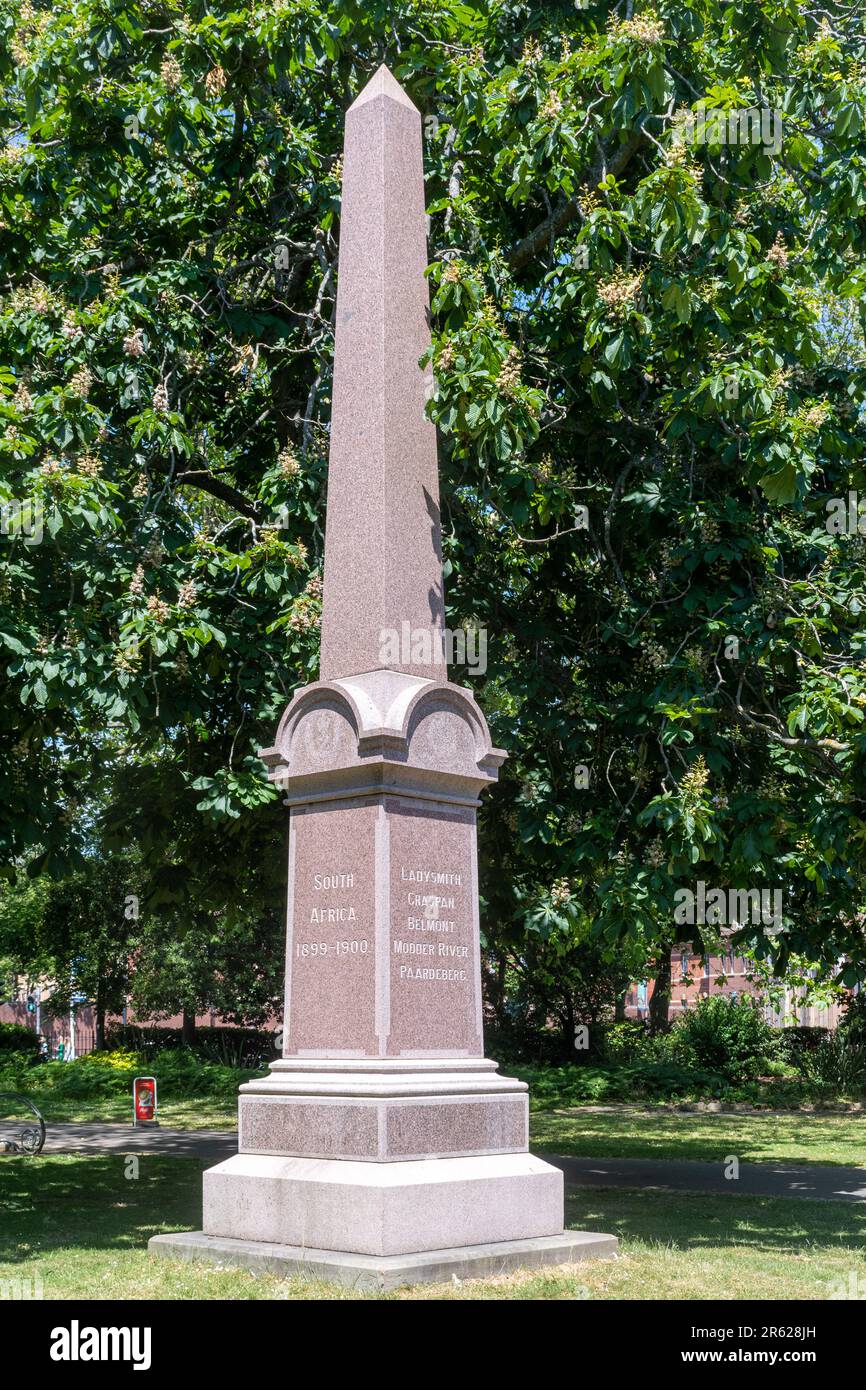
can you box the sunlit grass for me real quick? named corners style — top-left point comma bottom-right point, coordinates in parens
top-left (531, 1107), bottom-right (866, 1168)
top-left (1, 1155), bottom-right (863, 1300)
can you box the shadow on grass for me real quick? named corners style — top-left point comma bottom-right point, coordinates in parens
top-left (0, 1154), bottom-right (204, 1267)
top-left (567, 1185), bottom-right (866, 1254)
top-left (4, 1153), bottom-right (864, 1283)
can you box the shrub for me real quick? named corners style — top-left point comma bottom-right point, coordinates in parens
top-left (775, 1026), bottom-right (831, 1071)
top-left (797, 1029), bottom-right (866, 1094)
top-left (0, 1046), bottom-right (267, 1114)
top-left (506, 1060), bottom-right (729, 1106)
top-left (105, 1024), bottom-right (278, 1068)
top-left (839, 993), bottom-right (866, 1050)
top-left (35, 1048), bottom-right (142, 1099)
top-left (670, 995), bottom-right (777, 1081)
top-left (486, 1024), bottom-right (572, 1068)
top-left (601, 1021), bottom-right (663, 1063)
top-left (0, 1022), bottom-right (40, 1056)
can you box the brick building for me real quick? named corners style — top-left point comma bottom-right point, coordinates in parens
top-left (625, 942), bottom-right (843, 1028)
top-left (0, 978), bottom-right (265, 1059)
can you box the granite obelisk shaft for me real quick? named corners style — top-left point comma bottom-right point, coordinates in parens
top-left (320, 66), bottom-right (445, 683)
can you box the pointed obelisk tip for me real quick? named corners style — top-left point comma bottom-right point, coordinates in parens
top-left (348, 63), bottom-right (419, 114)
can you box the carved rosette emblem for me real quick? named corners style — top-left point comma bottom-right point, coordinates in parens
top-left (304, 709), bottom-right (339, 761)
top-left (410, 705), bottom-right (475, 772)
top-left (423, 711), bottom-right (456, 748)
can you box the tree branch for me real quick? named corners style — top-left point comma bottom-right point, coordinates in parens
top-left (506, 130), bottom-right (645, 272)
top-left (147, 459), bottom-right (261, 520)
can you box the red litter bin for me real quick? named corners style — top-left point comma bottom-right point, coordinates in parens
top-left (133, 1076), bottom-right (158, 1127)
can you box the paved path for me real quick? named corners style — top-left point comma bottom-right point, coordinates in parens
top-left (42, 1122), bottom-right (237, 1160)
top-left (36, 1124), bottom-right (866, 1202)
top-left (547, 1154), bottom-right (866, 1203)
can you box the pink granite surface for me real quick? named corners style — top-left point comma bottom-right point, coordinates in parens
top-left (229, 69), bottom-right (573, 1253)
top-left (283, 803), bottom-right (378, 1056)
top-left (385, 799), bottom-right (481, 1057)
top-left (281, 794), bottom-right (483, 1061)
top-left (319, 65), bottom-right (446, 683)
top-left (203, 1153), bottom-right (565, 1257)
top-left (238, 1092), bottom-right (528, 1162)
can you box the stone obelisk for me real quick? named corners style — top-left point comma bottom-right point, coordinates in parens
top-left (151, 65), bottom-right (615, 1289)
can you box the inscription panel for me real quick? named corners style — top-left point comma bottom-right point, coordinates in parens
top-left (385, 800), bottom-right (482, 1056)
top-left (284, 803), bottom-right (377, 1055)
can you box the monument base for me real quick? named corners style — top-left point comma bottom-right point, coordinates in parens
top-left (200, 1151), bottom-right (567, 1255)
top-left (148, 1229), bottom-right (618, 1293)
top-left (237, 1058), bottom-right (531, 1162)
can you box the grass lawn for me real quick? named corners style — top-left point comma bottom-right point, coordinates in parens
top-left (532, 1107), bottom-right (866, 1168)
top-left (9, 1106), bottom-right (866, 1172)
top-left (20, 1094), bottom-right (241, 1130)
top-left (1, 1153), bottom-right (863, 1301)
top-left (5, 1055), bottom-right (864, 1167)
top-left (21, 1100), bottom-right (866, 1169)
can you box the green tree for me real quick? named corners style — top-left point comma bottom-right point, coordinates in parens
top-left (129, 903), bottom-right (284, 1042)
top-left (1, 1), bottom-right (864, 1004)
top-left (34, 856), bottom-right (139, 1048)
top-left (492, 904), bottom-right (639, 1060)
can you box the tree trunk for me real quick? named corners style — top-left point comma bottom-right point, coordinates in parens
top-left (649, 950), bottom-right (673, 1033)
top-left (615, 989), bottom-right (627, 1022)
top-left (561, 993), bottom-right (576, 1062)
top-left (94, 973), bottom-right (106, 1051)
top-left (181, 1009), bottom-right (197, 1046)
top-left (495, 953), bottom-right (507, 1028)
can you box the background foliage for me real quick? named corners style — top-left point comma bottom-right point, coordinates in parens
top-left (2, 0), bottom-right (865, 1024)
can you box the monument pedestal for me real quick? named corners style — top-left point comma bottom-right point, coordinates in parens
top-left (202, 1151), bottom-right (564, 1255)
top-left (236, 1059), bottom-right (530, 1162)
top-left (148, 669), bottom-right (617, 1285)
top-left (203, 1059), bottom-right (561, 1255)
